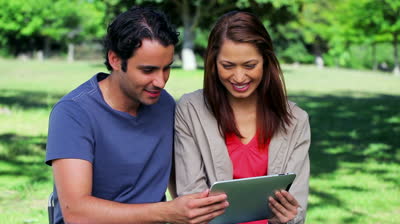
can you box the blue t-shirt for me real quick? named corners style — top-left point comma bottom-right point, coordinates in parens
top-left (45, 73), bottom-right (175, 224)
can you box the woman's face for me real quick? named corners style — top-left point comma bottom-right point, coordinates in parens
top-left (216, 39), bottom-right (263, 102)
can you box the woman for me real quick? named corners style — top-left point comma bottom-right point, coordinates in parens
top-left (173, 11), bottom-right (310, 224)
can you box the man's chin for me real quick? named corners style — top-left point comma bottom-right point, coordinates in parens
top-left (141, 97), bottom-right (160, 106)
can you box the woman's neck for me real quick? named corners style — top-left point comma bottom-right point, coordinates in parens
top-left (228, 92), bottom-right (258, 114)
top-left (228, 92), bottom-right (258, 143)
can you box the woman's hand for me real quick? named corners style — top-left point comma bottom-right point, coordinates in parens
top-left (268, 190), bottom-right (299, 224)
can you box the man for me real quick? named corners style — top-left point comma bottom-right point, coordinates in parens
top-left (45, 6), bottom-right (228, 224)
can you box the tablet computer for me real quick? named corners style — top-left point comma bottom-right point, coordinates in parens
top-left (209, 173), bottom-right (296, 224)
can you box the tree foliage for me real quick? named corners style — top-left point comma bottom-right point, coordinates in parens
top-left (0, 0), bottom-right (399, 72)
top-left (0, 0), bottom-right (105, 56)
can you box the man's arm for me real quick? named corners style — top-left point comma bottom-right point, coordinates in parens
top-left (53, 159), bottom-right (228, 224)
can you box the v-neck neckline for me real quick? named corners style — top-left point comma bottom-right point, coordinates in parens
top-left (230, 133), bottom-right (258, 146)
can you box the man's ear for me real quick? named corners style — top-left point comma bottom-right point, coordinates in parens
top-left (108, 51), bottom-right (121, 71)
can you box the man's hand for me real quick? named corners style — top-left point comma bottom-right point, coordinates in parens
top-left (268, 190), bottom-right (299, 224)
top-left (167, 190), bottom-right (229, 224)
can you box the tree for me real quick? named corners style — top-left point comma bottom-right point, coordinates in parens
top-left (0, 0), bottom-right (45, 56)
top-left (369, 0), bottom-right (400, 75)
top-left (296, 0), bottom-right (341, 68)
top-left (0, 0), bottom-right (105, 59)
top-left (336, 0), bottom-right (400, 74)
top-left (170, 0), bottom-right (304, 70)
top-left (103, 0), bottom-right (303, 70)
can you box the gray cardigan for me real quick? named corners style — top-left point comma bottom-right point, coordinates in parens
top-left (172, 89), bottom-right (310, 224)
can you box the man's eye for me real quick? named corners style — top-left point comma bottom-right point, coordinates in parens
top-left (142, 69), bottom-right (154, 74)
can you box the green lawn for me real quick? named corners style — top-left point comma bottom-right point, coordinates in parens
top-left (0, 59), bottom-right (399, 224)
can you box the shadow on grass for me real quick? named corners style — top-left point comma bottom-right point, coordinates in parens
top-left (0, 89), bottom-right (64, 110)
top-left (0, 87), bottom-right (399, 222)
top-left (290, 93), bottom-right (400, 171)
top-left (0, 133), bottom-right (49, 183)
top-left (289, 92), bottom-right (400, 222)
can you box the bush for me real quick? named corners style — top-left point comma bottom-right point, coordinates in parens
top-left (324, 43), bottom-right (395, 70)
top-left (277, 41), bottom-right (314, 64)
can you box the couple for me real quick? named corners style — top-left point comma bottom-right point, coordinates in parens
top-left (45, 6), bottom-right (310, 224)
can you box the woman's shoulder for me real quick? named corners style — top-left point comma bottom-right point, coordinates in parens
top-left (288, 101), bottom-right (309, 123)
top-left (177, 89), bottom-right (205, 108)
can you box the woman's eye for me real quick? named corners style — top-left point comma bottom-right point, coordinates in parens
top-left (245, 64), bottom-right (256, 69)
top-left (222, 64), bottom-right (233, 69)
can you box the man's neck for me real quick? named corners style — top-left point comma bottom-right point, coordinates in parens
top-left (99, 74), bottom-right (140, 116)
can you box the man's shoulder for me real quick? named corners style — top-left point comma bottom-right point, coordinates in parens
top-left (160, 89), bottom-right (176, 104)
top-left (155, 89), bottom-right (176, 112)
top-left (59, 74), bottom-right (99, 103)
top-left (50, 74), bottom-right (100, 118)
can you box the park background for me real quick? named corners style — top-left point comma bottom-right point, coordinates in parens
top-left (0, 0), bottom-right (399, 223)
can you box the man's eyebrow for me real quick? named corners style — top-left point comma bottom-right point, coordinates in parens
top-left (137, 61), bottom-right (174, 70)
top-left (164, 61), bottom-right (174, 68)
top-left (137, 65), bottom-right (159, 70)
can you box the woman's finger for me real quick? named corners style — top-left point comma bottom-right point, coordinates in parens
top-left (275, 190), bottom-right (299, 212)
top-left (269, 202), bottom-right (289, 223)
top-left (269, 196), bottom-right (289, 217)
top-left (281, 190), bottom-right (299, 207)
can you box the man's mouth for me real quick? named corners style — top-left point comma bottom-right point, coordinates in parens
top-left (144, 89), bottom-right (161, 97)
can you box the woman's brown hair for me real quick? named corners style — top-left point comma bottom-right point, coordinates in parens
top-left (203, 11), bottom-right (292, 148)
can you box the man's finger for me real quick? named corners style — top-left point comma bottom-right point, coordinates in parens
top-left (191, 207), bottom-right (227, 224)
top-left (182, 199), bottom-right (228, 221)
top-left (191, 193), bottom-right (228, 208)
top-left (194, 200), bottom-right (229, 217)
top-left (190, 189), bottom-right (210, 199)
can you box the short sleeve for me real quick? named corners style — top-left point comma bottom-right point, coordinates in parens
top-left (45, 100), bottom-right (94, 166)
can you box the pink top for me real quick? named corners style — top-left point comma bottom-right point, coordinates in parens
top-left (225, 133), bottom-right (270, 224)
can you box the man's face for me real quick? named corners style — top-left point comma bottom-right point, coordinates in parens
top-left (115, 39), bottom-right (174, 106)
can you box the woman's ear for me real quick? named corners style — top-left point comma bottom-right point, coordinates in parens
top-left (108, 51), bottom-right (121, 71)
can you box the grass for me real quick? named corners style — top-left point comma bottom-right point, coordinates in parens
top-left (0, 58), bottom-right (399, 224)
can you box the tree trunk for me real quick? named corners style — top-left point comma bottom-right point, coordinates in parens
top-left (313, 42), bottom-right (324, 69)
top-left (393, 32), bottom-right (399, 76)
top-left (44, 37), bottom-right (51, 58)
top-left (181, 0), bottom-right (197, 70)
top-left (182, 25), bottom-right (197, 70)
top-left (36, 50), bottom-right (44, 62)
top-left (372, 43), bottom-right (377, 71)
top-left (68, 43), bottom-right (75, 63)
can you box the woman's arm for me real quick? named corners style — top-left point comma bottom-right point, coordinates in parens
top-left (268, 111), bottom-right (310, 224)
top-left (172, 96), bottom-right (210, 197)
top-left (286, 112), bottom-right (311, 224)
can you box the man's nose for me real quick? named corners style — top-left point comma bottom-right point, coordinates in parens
top-left (152, 71), bottom-right (167, 89)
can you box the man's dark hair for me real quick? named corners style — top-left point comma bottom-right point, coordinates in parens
top-left (104, 6), bottom-right (179, 72)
